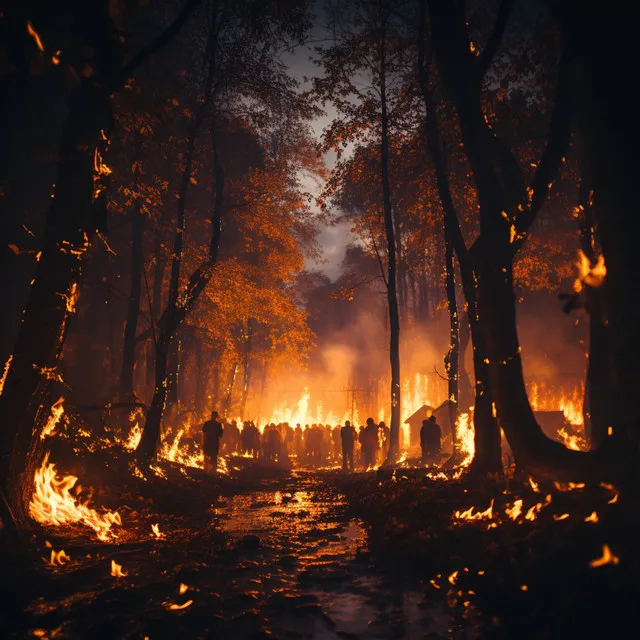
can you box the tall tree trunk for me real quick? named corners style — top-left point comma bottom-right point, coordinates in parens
top-left (418, 3), bottom-right (500, 472)
top-left (458, 309), bottom-right (474, 409)
top-left (0, 74), bottom-right (114, 520)
top-left (137, 38), bottom-right (224, 461)
top-left (165, 337), bottom-right (180, 410)
top-left (239, 318), bottom-right (253, 419)
top-left (119, 200), bottom-right (144, 400)
top-left (194, 336), bottom-right (206, 417)
top-left (146, 231), bottom-right (165, 391)
top-left (577, 173), bottom-right (613, 448)
top-left (380, 40), bottom-right (401, 463)
top-left (223, 362), bottom-right (239, 416)
top-left (443, 233), bottom-right (459, 447)
top-left (426, 0), bottom-right (616, 483)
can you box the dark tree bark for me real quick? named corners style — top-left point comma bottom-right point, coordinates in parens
top-left (427, 0), bottom-right (624, 483)
top-left (564, 3), bottom-right (640, 455)
top-left (0, 0), bottom-right (201, 529)
top-left (239, 318), bottom-right (253, 419)
top-left (146, 230), bottom-right (165, 392)
top-left (418, 0), bottom-right (500, 471)
top-left (119, 200), bottom-right (144, 400)
top-left (137, 34), bottom-right (224, 460)
top-left (380, 36), bottom-right (402, 463)
top-left (222, 362), bottom-right (239, 416)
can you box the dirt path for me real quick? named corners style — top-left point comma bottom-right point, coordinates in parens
top-left (3, 468), bottom-right (451, 639)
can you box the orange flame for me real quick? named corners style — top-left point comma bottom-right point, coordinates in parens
top-left (589, 544), bottom-right (619, 568)
top-left (29, 453), bottom-right (122, 541)
top-left (111, 560), bottom-right (127, 577)
top-left (41, 396), bottom-right (65, 440)
top-left (48, 548), bottom-right (70, 566)
top-left (0, 354), bottom-right (12, 396)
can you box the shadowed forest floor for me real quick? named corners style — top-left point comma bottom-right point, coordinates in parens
top-left (1, 453), bottom-right (638, 639)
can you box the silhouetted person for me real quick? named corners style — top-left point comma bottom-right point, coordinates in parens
top-left (340, 420), bottom-right (357, 471)
top-left (202, 410), bottom-right (224, 473)
top-left (420, 415), bottom-right (442, 463)
top-left (379, 421), bottom-right (390, 461)
top-left (361, 417), bottom-right (378, 469)
top-left (341, 420), bottom-right (357, 471)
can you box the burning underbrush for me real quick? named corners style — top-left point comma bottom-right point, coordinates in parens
top-left (336, 469), bottom-right (638, 638)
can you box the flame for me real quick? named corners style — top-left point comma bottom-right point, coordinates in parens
top-left (110, 560), bottom-right (127, 577)
top-left (456, 412), bottom-right (475, 467)
top-left (0, 354), bottom-right (12, 395)
top-left (27, 21), bottom-right (45, 52)
top-left (448, 570), bottom-right (458, 585)
top-left (125, 422), bottom-right (142, 450)
top-left (589, 544), bottom-right (619, 568)
top-left (41, 396), bottom-right (65, 439)
top-left (505, 499), bottom-right (523, 521)
top-left (600, 482), bottom-right (619, 504)
top-left (64, 282), bottom-right (79, 314)
top-left (29, 453), bottom-right (122, 541)
top-left (151, 523), bottom-right (164, 538)
top-left (48, 548), bottom-right (70, 566)
top-left (454, 499), bottom-right (494, 521)
top-left (574, 250), bottom-right (606, 293)
top-left (167, 600), bottom-right (194, 610)
top-left (585, 511), bottom-right (599, 523)
top-left (528, 476), bottom-right (540, 493)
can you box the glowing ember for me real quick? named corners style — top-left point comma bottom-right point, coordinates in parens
top-left (110, 560), bottom-right (127, 577)
top-left (528, 476), bottom-right (540, 493)
top-left (448, 570), bottom-right (458, 585)
top-left (589, 544), bottom-right (619, 568)
top-left (27, 21), bottom-right (45, 52)
top-left (553, 513), bottom-right (569, 521)
top-left (584, 511), bottom-right (599, 523)
top-left (41, 396), bottom-right (65, 440)
top-left (151, 523), bottom-right (164, 538)
top-left (179, 583), bottom-right (189, 595)
top-left (29, 453), bottom-right (122, 542)
top-left (0, 354), bottom-right (12, 395)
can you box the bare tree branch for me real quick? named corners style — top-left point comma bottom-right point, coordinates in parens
top-left (477, 0), bottom-right (514, 79)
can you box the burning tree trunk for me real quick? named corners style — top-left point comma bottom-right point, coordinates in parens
top-left (565, 4), bottom-right (639, 451)
top-left (418, 1), bottom-right (500, 472)
top-left (146, 231), bottom-right (165, 393)
top-left (426, 0), bottom-right (624, 482)
top-left (0, 73), bottom-right (114, 523)
top-left (443, 221), bottom-right (459, 441)
top-left (577, 175), bottom-right (614, 448)
top-left (119, 199), bottom-right (144, 400)
top-left (165, 338), bottom-right (180, 411)
top-left (0, 0), bottom-right (201, 527)
top-left (380, 41), bottom-right (402, 463)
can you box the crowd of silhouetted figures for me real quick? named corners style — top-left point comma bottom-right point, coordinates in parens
top-left (201, 410), bottom-right (442, 472)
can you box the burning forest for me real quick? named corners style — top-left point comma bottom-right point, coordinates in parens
top-left (1, 1), bottom-right (638, 638)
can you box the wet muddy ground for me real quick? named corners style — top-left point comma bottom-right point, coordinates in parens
top-left (1, 467), bottom-right (454, 639)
